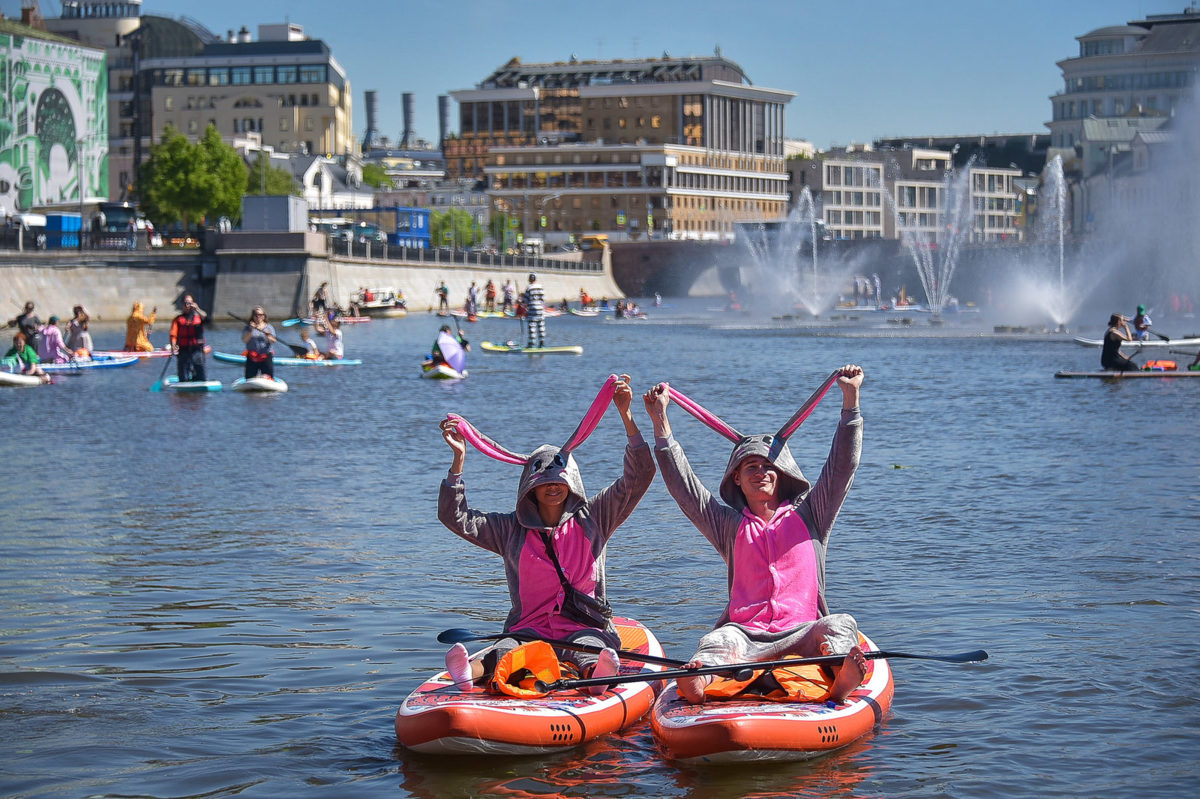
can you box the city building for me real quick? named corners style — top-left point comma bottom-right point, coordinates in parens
top-left (801, 146), bottom-right (1023, 244)
top-left (46, 2), bottom-right (354, 201)
top-left (1049, 6), bottom-right (1200, 151)
top-left (446, 52), bottom-right (794, 243)
top-left (0, 14), bottom-right (107, 214)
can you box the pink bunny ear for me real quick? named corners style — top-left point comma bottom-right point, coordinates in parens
top-left (666, 385), bottom-right (743, 443)
top-left (775, 370), bottom-right (840, 440)
top-left (446, 413), bottom-right (528, 465)
top-left (559, 374), bottom-right (618, 455)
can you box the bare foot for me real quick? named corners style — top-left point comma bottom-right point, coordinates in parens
top-left (827, 645), bottom-right (867, 703)
top-left (676, 660), bottom-right (714, 704)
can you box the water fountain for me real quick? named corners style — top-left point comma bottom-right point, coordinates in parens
top-left (736, 187), bottom-right (858, 317)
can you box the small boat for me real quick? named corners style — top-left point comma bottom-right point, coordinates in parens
top-left (1055, 368), bottom-right (1200, 379)
top-left (92, 346), bottom-right (212, 359)
top-left (356, 288), bottom-right (408, 318)
top-left (1072, 335), bottom-right (1200, 348)
top-left (162, 376), bottom-right (222, 392)
top-left (421, 362), bottom-right (467, 380)
top-left (1, 369), bottom-right (48, 387)
top-left (232, 375), bottom-right (289, 392)
top-left (39, 355), bottom-right (138, 372)
top-left (395, 617), bottom-right (666, 755)
top-left (212, 352), bottom-right (362, 366)
top-left (480, 341), bottom-right (583, 355)
top-left (650, 633), bottom-right (894, 764)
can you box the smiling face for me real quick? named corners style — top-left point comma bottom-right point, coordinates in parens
top-left (732, 454), bottom-right (780, 504)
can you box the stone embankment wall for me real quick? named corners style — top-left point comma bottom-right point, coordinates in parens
top-left (2, 235), bottom-right (623, 322)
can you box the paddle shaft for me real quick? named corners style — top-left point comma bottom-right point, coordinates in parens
top-left (227, 313), bottom-right (307, 357)
top-left (537, 648), bottom-right (989, 692)
top-left (437, 629), bottom-right (688, 669)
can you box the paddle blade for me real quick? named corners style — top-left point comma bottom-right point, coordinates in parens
top-left (436, 628), bottom-right (484, 645)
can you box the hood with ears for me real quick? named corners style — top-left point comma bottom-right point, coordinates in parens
top-left (515, 444), bottom-right (587, 528)
top-left (718, 434), bottom-right (810, 512)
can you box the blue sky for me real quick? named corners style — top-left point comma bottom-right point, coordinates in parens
top-left (8, 0), bottom-right (1179, 148)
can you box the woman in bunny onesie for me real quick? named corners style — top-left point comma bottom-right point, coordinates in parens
top-left (438, 374), bottom-right (654, 694)
top-left (642, 365), bottom-right (867, 704)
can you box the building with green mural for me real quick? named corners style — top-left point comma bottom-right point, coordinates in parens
top-left (0, 18), bottom-right (107, 216)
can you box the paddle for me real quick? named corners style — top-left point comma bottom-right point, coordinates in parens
top-left (534, 647), bottom-right (989, 693)
top-left (149, 352), bottom-right (173, 392)
top-left (434, 628), bottom-right (742, 673)
top-left (227, 313), bottom-right (308, 357)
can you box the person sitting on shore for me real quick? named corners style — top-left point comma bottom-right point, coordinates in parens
top-left (1101, 314), bottom-right (1139, 372)
top-left (3, 331), bottom-right (49, 380)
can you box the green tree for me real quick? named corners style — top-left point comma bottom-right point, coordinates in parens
top-left (246, 152), bottom-right (298, 196)
top-left (138, 124), bottom-right (248, 228)
top-left (431, 206), bottom-right (479, 248)
top-left (361, 163), bottom-right (392, 189)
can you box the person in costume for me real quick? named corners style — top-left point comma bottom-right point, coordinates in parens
top-left (427, 324), bottom-right (468, 372)
top-left (123, 301), bottom-right (157, 352)
top-left (642, 365), bottom-right (867, 704)
top-left (437, 374), bottom-right (655, 695)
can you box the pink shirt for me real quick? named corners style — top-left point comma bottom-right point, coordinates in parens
top-left (510, 519), bottom-right (597, 638)
top-left (727, 506), bottom-right (820, 632)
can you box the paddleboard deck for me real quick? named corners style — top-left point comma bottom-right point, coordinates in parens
top-left (1055, 369), bottom-right (1200, 379)
top-left (395, 617), bottom-right (666, 755)
top-left (163, 376), bottom-right (222, 392)
top-left (213, 352), bottom-right (362, 366)
top-left (480, 341), bottom-right (583, 355)
top-left (232, 376), bottom-right (289, 392)
top-left (650, 633), bottom-right (893, 764)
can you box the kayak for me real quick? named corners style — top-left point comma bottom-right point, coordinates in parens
top-left (1, 370), bottom-right (47, 387)
top-left (162, 376), bottom-right (222, 392)
top-left (395, 617), bottom-right (667, 755)
top-left (40, 355), bottom-right (138, 372)
top-left (1072, 335), bottom-right (1200, 348)
top-left (650, 633), bottom-right (894, 764)
top-left (93, 346), bottom-right (211, 359)
top-left (480, 341), bottom-right (583, 355)
top-left (1055, 369), bottom-right (1200, 379)
top-left (232, 375), bottom-right (289, 392)
top-left (213, 352), bottom-right (362, 366)
top-left (421, 362), bottom-right (467, 380)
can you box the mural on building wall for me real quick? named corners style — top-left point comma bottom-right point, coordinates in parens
top-left (0, 32), bottom-right (107, 215)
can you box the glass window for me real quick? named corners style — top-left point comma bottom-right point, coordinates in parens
top-left (254, 66), bottom-right (274, 84)
top-left (299, 65), bottom-right (325, 84)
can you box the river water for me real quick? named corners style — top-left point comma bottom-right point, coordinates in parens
top-left (2, 301), bottom-right (1197, 798)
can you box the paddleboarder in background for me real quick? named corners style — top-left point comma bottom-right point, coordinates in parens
top-left (1101, 313), bottom-right (1139, 372)
top-left (524, 273), bottom-right (546, 349)
top-left (240, 306), bottom-right (277, 380)
top-left (169, 294), bottom-right (208, 383)
top-left (642, 365), bottom-right (868, 705)
top-left (1131, 305), bottom-right (1153, 341)
top-left (123, 301), bottom-right (157, 352)
top-left (436, 374), bottom-right (654, 695)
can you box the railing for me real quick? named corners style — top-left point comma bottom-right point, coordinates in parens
top-left (328, 238), bottom-right (604, 273)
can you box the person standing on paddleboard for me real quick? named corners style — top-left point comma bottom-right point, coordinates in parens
top-left (1101, 314), bottom-right (1139, 372)
top-left (642, 365), bottom-right (868, 705)
top-left (524, 274), bottom-right (546, 349)
top-left (169, 295), bottom-right (208, 383)
top-left (241, 306), bottom-right (276, 380)
top-left (437, 375), bottom-right (654, 695)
